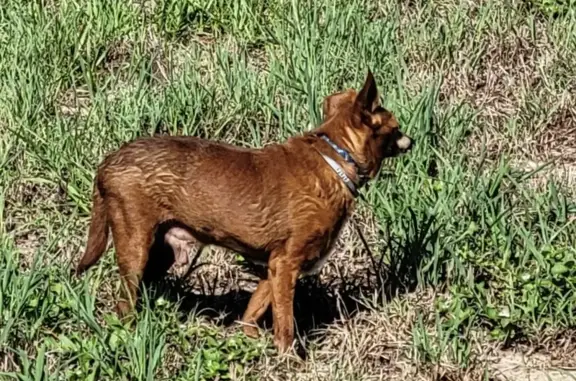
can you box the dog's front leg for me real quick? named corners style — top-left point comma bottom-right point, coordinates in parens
top-left (268, 248), bottom-right (301, 353)
top-left (241, 279), bottom-right (271, 338)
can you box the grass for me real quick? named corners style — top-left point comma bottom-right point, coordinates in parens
top-left (1, 0), bottom-right (576, 379)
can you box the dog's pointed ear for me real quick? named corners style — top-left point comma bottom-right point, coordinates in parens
top-left (355, 70), bottom-right (379, 113)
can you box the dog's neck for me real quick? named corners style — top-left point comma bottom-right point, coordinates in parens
top-left (316, 134), bottom-right (369, 197)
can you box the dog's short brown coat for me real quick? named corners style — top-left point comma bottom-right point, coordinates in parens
top-left (76, 72), bottom-right (413, 353)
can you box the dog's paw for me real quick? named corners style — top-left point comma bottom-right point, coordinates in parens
top-left (242, 325), bottom-right (260, 339)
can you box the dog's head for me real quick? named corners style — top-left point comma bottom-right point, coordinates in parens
top-left (318, 71), bottom-right (413, 178)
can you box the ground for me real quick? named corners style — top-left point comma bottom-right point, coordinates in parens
top-left (1, 0), bottom-right (576, 380)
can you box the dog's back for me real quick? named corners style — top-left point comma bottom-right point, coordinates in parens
top-left (97, 135), bottom-right (291, 236)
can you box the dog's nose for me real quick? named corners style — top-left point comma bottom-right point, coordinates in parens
top-left (396, 135), bottom-right (413, 151)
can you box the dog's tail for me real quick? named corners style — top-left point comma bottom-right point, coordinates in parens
top-left (76, 180), bottom-right (109, 276)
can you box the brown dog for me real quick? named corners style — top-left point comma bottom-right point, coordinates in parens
top-left (75, 71), bottom-right (413, 353)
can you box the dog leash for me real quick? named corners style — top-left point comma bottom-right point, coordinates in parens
top-left (316, 135), bottom-right (375, 272)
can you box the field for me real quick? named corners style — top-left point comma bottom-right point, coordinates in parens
top-left (1, 0), bottom-right (576, 380)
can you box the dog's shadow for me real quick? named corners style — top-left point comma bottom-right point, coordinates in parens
top-left (141, 213), bottom-right (440, 355)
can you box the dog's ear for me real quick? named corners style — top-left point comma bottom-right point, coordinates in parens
top-left (355, 70), bottom-right (380, 113)
top-left (322, 90), bottom-right (355, 120)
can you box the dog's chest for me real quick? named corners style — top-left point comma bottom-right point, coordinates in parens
top-left (242, 204), bottom-right (351, 277)
top-left (297, 211), bottom-right (349, 276)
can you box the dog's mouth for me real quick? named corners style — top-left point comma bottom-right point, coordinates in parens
top-left (398, 146), bottom-right (411, 154)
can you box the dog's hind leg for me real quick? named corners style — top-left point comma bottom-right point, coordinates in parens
top-left (108, 198), bottom-right (156, 318)
top-left (241, 279), bottom-right (271, 338)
